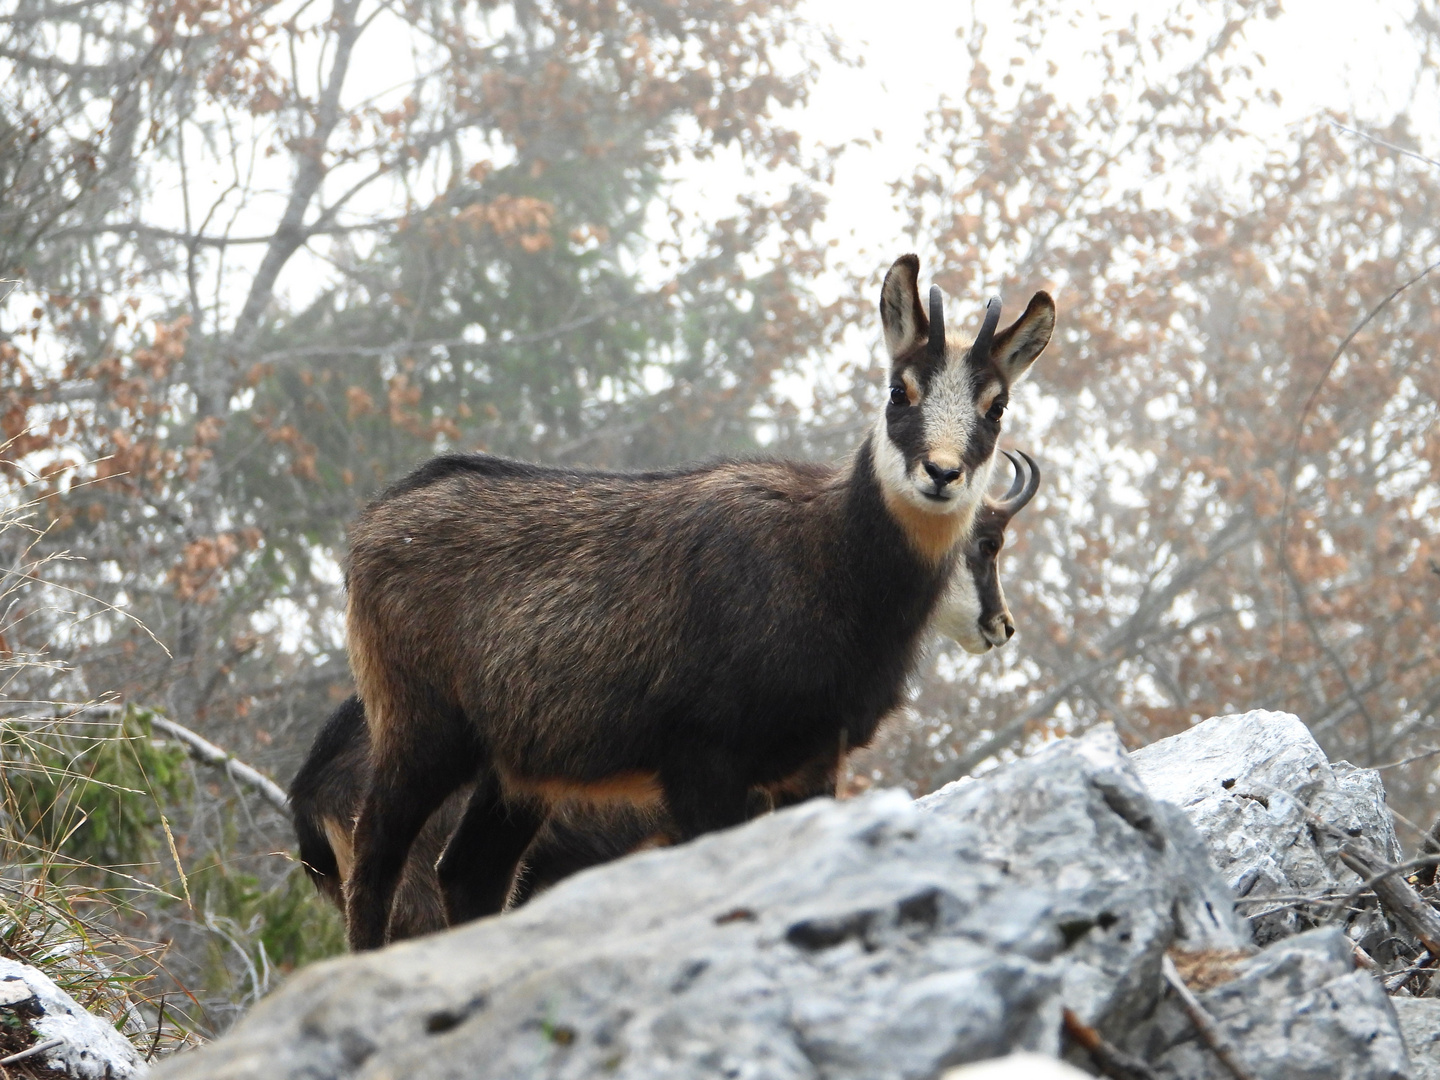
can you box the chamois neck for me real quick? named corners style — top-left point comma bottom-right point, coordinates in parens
top-left (852, 435), bottom-right (974, 567)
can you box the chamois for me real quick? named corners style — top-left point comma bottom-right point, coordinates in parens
top-left (342, 254), bottom-right (1054, 949)
top-left (932, 449), bottom-right (1040, 650)
top-left (292, 450), bottom-right (1041, 941)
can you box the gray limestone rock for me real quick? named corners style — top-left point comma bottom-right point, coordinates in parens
top-left (1131, 710), bottom-right (1404, 948)
top-left (1393, 996), bottom-right (1440, 1080)
top-left (1128, 927), bottom-right (1409, 1080)
top-left (0, 957), bottom-right (144, 1079)
top-left (153, 727), bottom-right (1237, 1080)
top-left (1394, 998), bottom-right (1440, 1080)
top-left (921, 726), bottom-right (1245, 1035)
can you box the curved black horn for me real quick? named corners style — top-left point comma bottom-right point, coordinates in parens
top-left (928, 285), bottom-right (945, 359)
top-left (999, 450), bottom-right (1026, 502)
top-left (970, 295), bottom-right (1002, 364)
top-left (996, 449), bottom-right (1040, 517)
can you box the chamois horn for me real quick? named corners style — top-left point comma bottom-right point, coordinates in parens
top-left (971, 296), bottom-right (1002, 364)
top-left (928, 285), bottom-right (946, 359)
top-left (995, 449), bottom-right (1040, 517)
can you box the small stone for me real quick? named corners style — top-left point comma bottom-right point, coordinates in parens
top-left (0, 977), bottom-right (37, 1008)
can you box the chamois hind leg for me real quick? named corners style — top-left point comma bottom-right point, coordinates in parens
top-left (767, 752), bottom-right (841, 810)
top-left (346, 703), bottom-right (477, 951)
top-left (660, 746), bottom-right (751, 841)
top-left (508, 804), bottom-right (674, 909)
top-left (435, 768), bottom-right (545, 925)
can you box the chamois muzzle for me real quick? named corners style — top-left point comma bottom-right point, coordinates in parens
top-left (994, 450), bottom-right (1040, 519)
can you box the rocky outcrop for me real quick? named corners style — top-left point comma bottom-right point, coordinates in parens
top-left (154, 728), bottom-right (1241, 1080)
top-left (1128, 928), bottom-right (1408, 1079)
top-left (917, 727), bottom-right (1243, 1035)
top-left (0, 957), bottom-right (144, 1079)
top-left (1131, 710), bottom-right (1404, 950)
top-left (152, 715), bottom-right (1427, 1080)
top-left (1394, 999), bottom-right (1440, 1080)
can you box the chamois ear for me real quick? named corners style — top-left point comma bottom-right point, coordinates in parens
top-left (879, 254), bottom-right (929, 361)
top-left (988, 291), bottom-right (1055, 385)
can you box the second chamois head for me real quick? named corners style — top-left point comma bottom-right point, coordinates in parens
top-left (933, 449), bottom-right (1041, 653)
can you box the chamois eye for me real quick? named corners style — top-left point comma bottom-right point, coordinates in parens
top-left (889, 385), bottom-right (910, 407)
top-left (986, 401), bottom-right (1005, 422)
top-left (978, 538), bottom-right (999, 557)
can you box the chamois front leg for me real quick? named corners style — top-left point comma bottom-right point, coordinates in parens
top-left (345, 704), bottom-right (477, 951)
top-left (766, 752), bottom-right (841, 810)
top-left (435, 769), bottom-right (544, 925)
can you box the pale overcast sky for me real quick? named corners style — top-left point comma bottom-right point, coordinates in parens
top-left (789, 0), bottom-right (1434, 280)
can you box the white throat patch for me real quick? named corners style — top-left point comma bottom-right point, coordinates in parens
top-left (930, 560), bottom-right (991, 654)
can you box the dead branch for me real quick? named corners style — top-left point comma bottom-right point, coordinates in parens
top-left (0, 1037), bottom-right (64, 1066)
top-left (1416, 814), bottom-right (1440, 887)
top-left (1061, 1008), bottom-right (1159, 1080)
top-left (147, 715), bottom-right (289, 814)
top-left (1336, 845), bottom-right (1440, 956)
top-left (1161, 955), bottom-right (1258, 1080)
top-left (1318, 852), bottom-right (1440, 920)
top-left (1384, 951), bottom-right (1433, 994)
top-left (1352, 942), bottom-right (1383, 974)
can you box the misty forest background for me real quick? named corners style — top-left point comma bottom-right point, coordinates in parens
top-left (3, 0), bottom-right (1440, 1049)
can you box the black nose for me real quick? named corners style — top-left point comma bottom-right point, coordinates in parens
top-left (923, 461), bottom-right (963, 488)
top-left (1003, 619), bottom-right (1015, 640)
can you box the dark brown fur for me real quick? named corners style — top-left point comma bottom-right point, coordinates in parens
top-left (341, 257), bottom-right (1054, 949)
top-left (294, 479), bottom-right (1032, 940)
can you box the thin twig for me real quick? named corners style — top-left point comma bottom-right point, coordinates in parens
top-left (1388, 805), bottom-right (1427, 843)
top-left (0, 1037), bottom-right (64, 1065)
top-left (1277, 555), bottom-right (1378, 761)
top-left (1161, 955), bottom-right (1258, 1080)
top-left (1322, 852), bottom-right (1440, 922)
top-left (1232, 891), bottom-right (1350, 906)
top-left (146, 993), bottom-right (167, 1061)
top-left (1328, 119), bottom-right (1440, 172)
top-left (1384, 951), bottom-right (1434, 994)
top-left (1061, 1008), bottom-right (1159, 1080)
top-left (1373, 746), bottom-right (1440, 771)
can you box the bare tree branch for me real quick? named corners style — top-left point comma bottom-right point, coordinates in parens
top-left (148, 715), bottom-right (289, 814)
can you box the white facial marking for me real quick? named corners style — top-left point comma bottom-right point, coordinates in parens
top-left (921, 353), bottom-right (977, 473)
top-left (931, 558), bottom-right (991, 654)
top-left (872, 409), bottom-right (913, 495)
